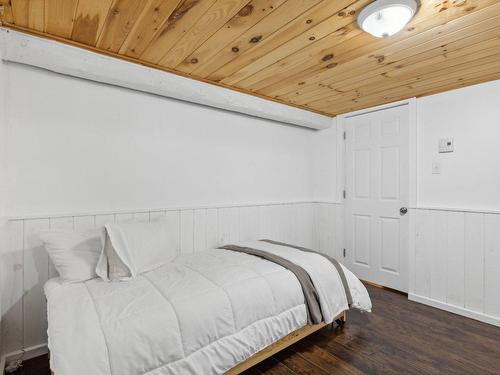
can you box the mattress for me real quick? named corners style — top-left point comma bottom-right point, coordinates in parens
top-left (45, 241), bottom-right (371, 375)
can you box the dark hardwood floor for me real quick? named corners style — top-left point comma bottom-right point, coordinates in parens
top-left (8, 284), bottom-right (500, 375)
top-left (5, 355), bottom-right (50, 375)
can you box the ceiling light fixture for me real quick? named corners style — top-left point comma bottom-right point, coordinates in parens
top-left (358, 0), bottom-right (418, 38)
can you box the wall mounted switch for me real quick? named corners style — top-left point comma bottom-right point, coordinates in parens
top-left (432, 161), bottom-right (441, 174)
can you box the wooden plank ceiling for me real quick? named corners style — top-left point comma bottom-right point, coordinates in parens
top-left (1, 0), bottom-right (499, 116)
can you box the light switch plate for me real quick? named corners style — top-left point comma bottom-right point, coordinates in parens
top-left (432, 161), bottom-right (441, 174)
top-left (439, 138), bottom-right (454, 153)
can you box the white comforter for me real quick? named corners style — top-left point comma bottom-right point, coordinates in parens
top-left (46, 241), bottom-right (371, 375)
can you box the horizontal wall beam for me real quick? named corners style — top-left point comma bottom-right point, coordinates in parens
top-left (0, 28), bottom-right (332, 130)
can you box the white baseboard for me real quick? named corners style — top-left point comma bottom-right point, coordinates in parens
top-left (409, 293), bottom-right (500, 327)
top-left (1, 343), bottom-right (48, 372)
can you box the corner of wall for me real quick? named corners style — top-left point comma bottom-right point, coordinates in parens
top-left (0, 44), bottom-right (5, 218)
top-left (310, 117), bottom-right (341, 203)
top-left (0, 44), bottom-right (7, 359)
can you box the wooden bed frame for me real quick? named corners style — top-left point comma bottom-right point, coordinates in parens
top-left (227, 311), bottom-right (346, 374)
top-left (50, 311), bottom-right (346, 375)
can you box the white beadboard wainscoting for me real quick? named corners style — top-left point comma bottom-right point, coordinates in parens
top-left (0, 201), bottom-right (341, 361)
top-left (411, 207), bottom-right (500, 327)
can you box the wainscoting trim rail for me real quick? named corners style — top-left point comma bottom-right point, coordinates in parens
top-left (3, 200), bottom-right (342, 221)
top-left (412, 206), bottom-right (500, 215)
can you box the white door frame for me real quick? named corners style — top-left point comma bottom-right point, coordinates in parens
top-left (337, 98), bottom-right (418, 293)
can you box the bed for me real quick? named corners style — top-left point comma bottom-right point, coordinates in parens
top-left (45, 240), bottom-right (371, 375)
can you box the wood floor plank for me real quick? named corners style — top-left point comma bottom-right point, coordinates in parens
top-left (273, 347), bottom-right (332, 375)
top-left (369, 292), bottom-right (500, 357)
top-left (256, 357), bottom-right (296, 375)
top-left (355, 304), bottom-right (500, 374)
top-left (293, 340), bottom-right (363, 375)
top-left (305, 337), bottom-right (397, 375)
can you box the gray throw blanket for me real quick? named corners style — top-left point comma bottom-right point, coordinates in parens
top-left (260, 239), bottom-right (353, 306)
top-left (218, 244), bottom-right (323, 324)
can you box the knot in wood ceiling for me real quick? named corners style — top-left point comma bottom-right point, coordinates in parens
top-left (0, 0), bottom-right (499, 116)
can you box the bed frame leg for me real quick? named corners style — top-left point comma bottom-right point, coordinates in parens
top-left (331, 311), bottom-right (347, 330)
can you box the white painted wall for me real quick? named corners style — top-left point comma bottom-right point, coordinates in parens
top-left (0, 42), bottom-right (7, 218)
top-left (0, 58), bottom-right (335, 361)
top-left (311, 118), bottom-right (341, 202)
top-left (324, 81), bottom-right (500, 326)
top-left (314, 80), bottom-right (500, 213)
top-left (417, 80), bottom-right (500, 210)
top-left (412, 79), bottom-right (500, 326)
top-left (1, 62), bottom-right (317, 218)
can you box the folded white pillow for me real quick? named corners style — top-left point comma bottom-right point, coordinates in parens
top-left (96, 218), bottom-right (174, 281)
top-left (40, 228), bottom-right (105, 283)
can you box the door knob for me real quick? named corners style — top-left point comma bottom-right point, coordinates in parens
top-left (400, 207), bottom-right (408, 216)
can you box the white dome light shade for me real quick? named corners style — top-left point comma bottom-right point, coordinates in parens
top-left (358, 0), bottom-right (418, 38)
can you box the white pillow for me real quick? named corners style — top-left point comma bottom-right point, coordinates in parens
top-left (102, 232), bottom-right (131, 281)
top-left (40, 228), bottom-right (105, 283)
top-left (96, 218), bottom-right (174, 281)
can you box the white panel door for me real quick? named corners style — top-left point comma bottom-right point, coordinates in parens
top-left (344, 105), bottom-right (409, 292)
